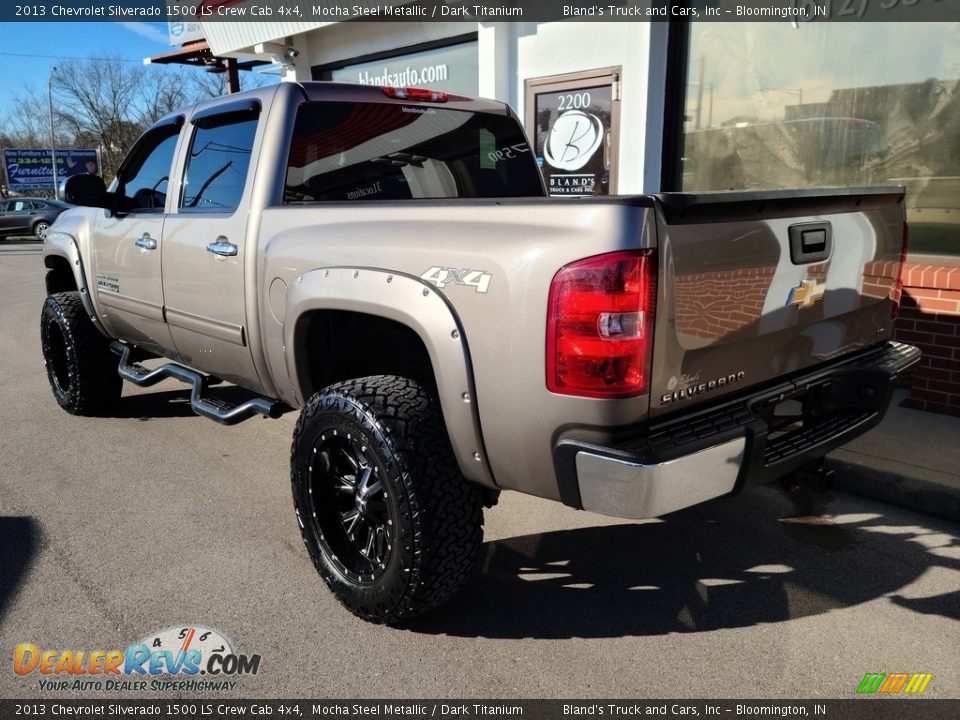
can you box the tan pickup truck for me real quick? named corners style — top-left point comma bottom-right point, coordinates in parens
top-left (40, 81), bottom-right (918, 623)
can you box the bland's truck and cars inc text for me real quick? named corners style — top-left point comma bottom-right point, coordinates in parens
top-left (39, 80), bottom-right (918, 624)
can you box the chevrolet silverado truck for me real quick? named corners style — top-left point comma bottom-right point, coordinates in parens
top-left (40, 81), bottom-right (919, 623)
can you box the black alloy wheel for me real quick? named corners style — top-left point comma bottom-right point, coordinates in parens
top-left (307, 432), bottom-right (394, 582)
top-left (291, 375), bottom-right (484, 624)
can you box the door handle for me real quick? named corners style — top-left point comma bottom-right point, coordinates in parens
top-left (206, 238), bottom-right (238, 257)
top-left (135, 234), bottom-right (157, 251)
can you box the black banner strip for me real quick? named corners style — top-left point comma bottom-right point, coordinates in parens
top-left (2, 0), bottom-right (959, 23)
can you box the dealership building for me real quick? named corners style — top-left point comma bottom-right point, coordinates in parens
top-left (190, 18), bottom-right (960, 415)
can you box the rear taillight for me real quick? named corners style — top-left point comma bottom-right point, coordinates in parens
top-left (547, 250), bottom-right (657, 398)
top-left (381, 86), bottom-right (448, 102)
top-left (892, 222), bottom-right (909, 319)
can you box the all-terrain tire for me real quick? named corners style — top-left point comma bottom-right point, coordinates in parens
top-left (40, 291), bottom-right (122, 415)
top-left (291, 375), bottom-right (484, 624)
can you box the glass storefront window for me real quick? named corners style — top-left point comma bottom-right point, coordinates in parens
top-left (679, 22), bottom-right (960, 257)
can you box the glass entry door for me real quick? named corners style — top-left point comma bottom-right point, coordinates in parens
top-left (525, 67), bottom-right (621, 197)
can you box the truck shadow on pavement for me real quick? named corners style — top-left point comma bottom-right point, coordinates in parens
top-left (0, 517), bottom-right (40, 622)
top-left (408, 487), bottom-right (960, 638)
top-left (109, 387), bottom-right (258, 420)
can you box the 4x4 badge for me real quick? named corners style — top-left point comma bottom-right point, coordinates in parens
top-left (421, 267), bottom-right (492, 294)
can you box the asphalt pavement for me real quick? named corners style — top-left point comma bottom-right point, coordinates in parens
top-left (1, 240), bottom-right (958, 700)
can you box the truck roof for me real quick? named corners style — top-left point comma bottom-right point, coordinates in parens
top-left (145, 81), bottom-right (512, 138)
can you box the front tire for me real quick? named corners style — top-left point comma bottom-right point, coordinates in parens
top-left (40, 291), bottom-right (122, 415)
top-left (33, 221), bottom-right (50, 241)
top-left (291, 375), bottom-right (483, 624)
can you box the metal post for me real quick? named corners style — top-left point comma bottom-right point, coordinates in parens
top-left (47, 66), bottom-right (58, 200)
top-left (227, 57), bottom-right (240, 94)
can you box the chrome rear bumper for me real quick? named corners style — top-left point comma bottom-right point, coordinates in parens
top-left (556, 341), bottom-right (921, 519)
top-left (576, 437), bottom-right (746, 519)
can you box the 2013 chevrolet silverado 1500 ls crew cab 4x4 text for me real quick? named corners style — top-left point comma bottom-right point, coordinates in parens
top-left (40, 82), bottom-right (919, 623)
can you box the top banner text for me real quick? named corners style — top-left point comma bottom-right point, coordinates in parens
top-left (4, 0), bottom-right (958, 23)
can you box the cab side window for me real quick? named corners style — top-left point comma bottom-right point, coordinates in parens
top-left (120, 125), bottom-right (181, 212)
top-left (180, 116), bottom-right (258, 214)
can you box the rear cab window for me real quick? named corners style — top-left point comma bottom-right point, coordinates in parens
top-left (180, 117), bottom-right (258, 214)
top-left (283, 101), bottom-right (544, 202)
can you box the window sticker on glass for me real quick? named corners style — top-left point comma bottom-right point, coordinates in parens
top-left (533, 84), bottom-right (613, 197)
top-left (487, 143), bottom-right (531, 164)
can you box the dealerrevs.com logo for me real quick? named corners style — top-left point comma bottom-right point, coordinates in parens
top-left (14, 625), bottom-right (261, 692)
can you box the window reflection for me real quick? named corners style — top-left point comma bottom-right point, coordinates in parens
top-left (680, 22), bottom-right (960, 257)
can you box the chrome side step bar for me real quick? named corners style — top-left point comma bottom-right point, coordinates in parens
top-left (111, 342), bottom-right (285, 425)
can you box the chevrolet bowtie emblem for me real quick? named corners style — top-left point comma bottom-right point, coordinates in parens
top-left (786, 279), bottom-right (826, 308)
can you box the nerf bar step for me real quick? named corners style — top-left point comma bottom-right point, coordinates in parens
top-left (111, 342), bottom-right (284, 425)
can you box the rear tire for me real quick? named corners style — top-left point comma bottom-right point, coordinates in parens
top-left (291, 375), bottom-right (483, 624)
top-left (40, 291), bottom-right (122, 415)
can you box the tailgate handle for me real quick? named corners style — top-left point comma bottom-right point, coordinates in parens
top-left (789, 222), bottom-right (832, 264)
top-left (802, 230), bottom-right (826, 253)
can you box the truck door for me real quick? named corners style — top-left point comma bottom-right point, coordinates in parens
top-left (160, 100), bottom-right (263, 391)
top-left (91, 118), bottom-right (183, 356)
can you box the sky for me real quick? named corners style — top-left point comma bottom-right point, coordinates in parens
top-left (0, 21), bottom-right (176, 109)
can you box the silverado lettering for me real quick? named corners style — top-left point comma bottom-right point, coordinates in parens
top-left (660, 371), bottom-right (746, 405)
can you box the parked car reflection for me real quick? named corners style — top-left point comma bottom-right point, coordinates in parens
top-left (0, 198), bottom-right (72, 241)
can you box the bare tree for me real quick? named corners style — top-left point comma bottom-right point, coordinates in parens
top-left (189, 63), bottom-right (278, 100)
top-left (0, 94), bottom-right (54, 149)
top-left (51, 55), bottom-right (146, 178)
top-left (1, 53), bottom-right (280, 188)
top-left (137, 65), bottom-right (193, 125)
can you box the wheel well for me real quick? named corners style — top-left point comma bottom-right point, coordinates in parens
top-left (300, 311), bottom-right (436, 397)
top-left (44, 255), bottom-right (78, 295)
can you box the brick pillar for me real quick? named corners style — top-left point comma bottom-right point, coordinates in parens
top-left (894, 263), bottom-right (960, 417)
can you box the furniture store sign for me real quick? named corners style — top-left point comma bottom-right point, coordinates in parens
top-left (3, 149), bottom-right (99, 191)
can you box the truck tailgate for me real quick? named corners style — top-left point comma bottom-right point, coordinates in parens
top-left (649, 188), bottom-right (906, 418)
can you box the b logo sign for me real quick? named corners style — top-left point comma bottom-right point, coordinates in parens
top-left (544, 110), bottom-right (604, 171)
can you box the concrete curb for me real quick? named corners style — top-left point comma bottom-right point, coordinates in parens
top-left (828, 455), bottom-right (960, 524)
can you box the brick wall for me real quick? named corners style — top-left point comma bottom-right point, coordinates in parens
top-left (894, 262), bottom-right (960, 417)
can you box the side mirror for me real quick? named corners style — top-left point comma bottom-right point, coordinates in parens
top-left (62, 174), bottom-right (107, 208)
